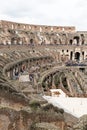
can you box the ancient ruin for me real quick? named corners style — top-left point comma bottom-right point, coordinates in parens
top-left (0, 20), bottom-right (87, 130)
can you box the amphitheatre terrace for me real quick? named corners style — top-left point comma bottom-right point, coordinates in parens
top-left (0, 20), bottom-right (87, 130)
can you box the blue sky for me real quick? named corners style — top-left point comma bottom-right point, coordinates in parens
top-left (0, 0), bottom-right (87, 31)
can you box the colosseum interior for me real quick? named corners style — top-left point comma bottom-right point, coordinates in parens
top-left (0, 20), bottom-right (87, 130)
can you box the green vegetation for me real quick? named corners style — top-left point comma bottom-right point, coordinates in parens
top-left (42, 104), bottom-right (54, 111)
top-left (42, 103), bottom-right (64, 114)
top-left (29, 101), bottom-right (41, 111)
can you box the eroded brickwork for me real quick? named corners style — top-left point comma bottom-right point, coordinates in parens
top-left (0, 20), bottom-right (76, 45)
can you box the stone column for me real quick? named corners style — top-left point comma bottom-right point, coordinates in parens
top-left (80, 52), bottom-right (83, 61)
top-left (10, 69), bottom-right (13, 79)
top-left (13, 68), bottom-right (16, 77)
top-left (16, 65), bottom-right (20, 73)
top-left (7, 71), bottom-right (10, 78)
top-left (25, 61), bottom-right (28, 70)
top-left (52, 75), bottom-right (56, 88)
top-left (72, 52), bottom-right (75, 61)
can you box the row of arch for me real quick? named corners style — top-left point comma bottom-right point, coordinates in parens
top-left (1, 20), bottom-right (75, 33)
top-left (70, 34), bottom-right (85, 45)
top-left (70, 51), bottom-right (85, 61)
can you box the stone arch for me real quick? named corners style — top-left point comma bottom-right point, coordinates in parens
top-left (11, 37), bottom-right (17, 45)
top-left (75, 52), bottom-right (80, 61)
top-left (73, 36), bottom-right (80, 45)
top-left (30, 38), bottom-right (34, 46)
top-left (62, 33), bottom-right (67, 44)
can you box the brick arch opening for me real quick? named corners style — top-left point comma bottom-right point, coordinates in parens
top-left (30, 38), bottom-right (34, 46)
top-left (73, 36), bottom-right (80, 45)
top-left (75, 52), bottom-right (80, 61)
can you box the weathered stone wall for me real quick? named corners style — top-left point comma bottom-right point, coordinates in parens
top-left (0, 20), bottom-right (76, 45)
top-left (0, 20), bottom-right (75, 33)
top-left (0, 45), bottom-right (81, 130)
top-left (0, 106), bottom-right (66, 130)
top-left (1, 20), bottom-right (87, 46)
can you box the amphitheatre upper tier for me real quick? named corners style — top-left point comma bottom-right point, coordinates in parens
top-left (0, 20), bottom-right (75, 33)
top-left (0, 20), bottom-right (87, 45)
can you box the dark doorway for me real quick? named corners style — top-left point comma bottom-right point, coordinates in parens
top-left (70, 51), bottom-right (73, 60)
top-left (70, 39), bottom-right (73, 45)
top-left (11, 37), bottom-right (16, 45)
top-left (30, 39), bottom-right (33, 44)
top-left (75, 52), bottom-right (80, 61)
top-left (82, 51), bottom-right (84, 60)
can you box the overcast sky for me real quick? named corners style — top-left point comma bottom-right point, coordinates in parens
top-left (0, 0), bottom-right (87, 31)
